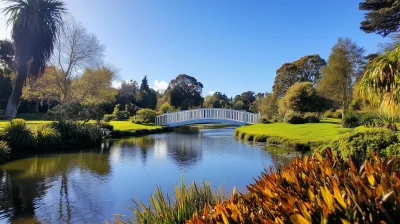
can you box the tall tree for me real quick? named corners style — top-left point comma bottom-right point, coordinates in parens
top-left (50, 19), bottom-right (104, 104)
top-left (317, 38), bottom-right (366, 116)
top-left (259, 92), bottom-right (278, 119)
top-left (2, 0), bottom-right (66, 119)
top-left (166, 74), bottom-right (203, 110)
top-left (359, 0), bottom-right (400, 37)
top-left (140, 75), bottom-right (150, 92)
top-left (357, 45), bottom-right (400, 115)
top-left (272, 54), bottom-right (326, 98)
top-left (116, 80), bottom-right (139, 106)
top-left (137, 75), bottom-right (157, 109)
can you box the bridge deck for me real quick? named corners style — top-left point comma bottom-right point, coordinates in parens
top-left (155, 108), bottom-right (260, 127)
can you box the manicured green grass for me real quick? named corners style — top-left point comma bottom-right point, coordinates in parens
top-left (0, 120), bottom-right (161, 134)
top-left (110, 121), bottom-right (161, 131)
top-left (234, 119), bottom-right (350, 150)
top-left (0, 120), bottom-right (52, 132)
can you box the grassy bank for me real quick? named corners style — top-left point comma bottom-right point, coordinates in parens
top-left (234, 119), bottom-right (350, 150)
top-left (108, 121), bottom-right (166, 137)
top-left (0, 120), bottom-right (162, 133)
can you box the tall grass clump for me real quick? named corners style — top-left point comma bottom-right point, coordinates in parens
top-left (342, 111), bottom-right (360, 128)
top-left (35, 125), bottom-right (61, 148)
top-left (0, 141), bottom-right (10, 163)
top-left (50, 121), bottom-right (102, 147)
top-left (115, 180), bottom-right (221, 224)
top-left (188, 150), bottom-right (400, 223)
top-left (3, 119), bottom-right (35, 150)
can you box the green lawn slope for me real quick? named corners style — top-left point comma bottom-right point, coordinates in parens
top-left (234, 119), bottom-right (350, 150)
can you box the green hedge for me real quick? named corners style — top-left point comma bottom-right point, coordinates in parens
top-left (317, 127), bottom-right (400, 159)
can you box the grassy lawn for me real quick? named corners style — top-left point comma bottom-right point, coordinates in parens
top-left (0, 120), bottom-right (161, 133)
top-left (109, 121), bottom-right (161, 131)
top-left (0, 120), bottom-right (52, 132)
top-left (235, 119), bottom-right (350, 149)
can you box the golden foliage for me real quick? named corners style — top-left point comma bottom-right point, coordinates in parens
top-left (187, 150), bottom-right (400, 224)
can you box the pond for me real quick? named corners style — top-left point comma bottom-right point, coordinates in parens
top-left (0, 127), bottom-right (297, 223)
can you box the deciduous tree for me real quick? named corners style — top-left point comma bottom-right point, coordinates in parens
top-left (272, 55), bottom-right (326, 98)
top-left (166, 74), bottom-right (204, 110)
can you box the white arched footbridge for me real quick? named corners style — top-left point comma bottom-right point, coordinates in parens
top-left (155, 108), bottom-right (260, 127)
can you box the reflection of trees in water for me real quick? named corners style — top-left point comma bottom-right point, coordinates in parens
top-left (0, 147), bottom-right (112, 223)
top-left (266, 146), bottom-right (300, 170)
top-left (164, 132), bottom-right (203, 169)
top-left (110, 137), bottom-right (156, 165)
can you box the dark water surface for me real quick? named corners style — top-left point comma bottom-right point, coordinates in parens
top-left (0, 127), bottom-right (296, 223)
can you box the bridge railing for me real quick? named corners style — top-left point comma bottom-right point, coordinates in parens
top-left (155, 108), bottom-right (260, 126)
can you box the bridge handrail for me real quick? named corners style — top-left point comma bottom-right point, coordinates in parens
top-left (155, 108), bottom-right (260, 127)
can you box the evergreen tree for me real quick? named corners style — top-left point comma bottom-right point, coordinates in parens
top-left (317, 38), bottom-right (365, 116)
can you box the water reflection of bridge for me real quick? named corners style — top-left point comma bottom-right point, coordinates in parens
top-left (155, 108), bottom-right (260, 127)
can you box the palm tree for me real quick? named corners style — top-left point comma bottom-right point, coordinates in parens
top-left (2, 0), bottom-right (66, 120)
top-left (357, 45), bottom-right (400, 116)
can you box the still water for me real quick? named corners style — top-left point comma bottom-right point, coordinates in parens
top-left (0, 127), bottom-right (296, 223)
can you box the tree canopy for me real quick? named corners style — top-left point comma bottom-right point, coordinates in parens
top-left (272, 54), bottom-right (326, 98)
top-left (359, 0), bottom-right (400, 37)
top-left (166, 74), bottom-right (204, 110)
top-left (279, 82), bottom-right (332, 115)
top-left (317, 38), bottom-right (365, 115)
top-left (204, 92), bottom-right (230, 108)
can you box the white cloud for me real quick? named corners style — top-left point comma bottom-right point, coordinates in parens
top-left (152, 80), bottom-right (168, 93)
top-left (112, 80), bottom-right (123, 89)
top-left (207, 90), bottom-right (215, 96)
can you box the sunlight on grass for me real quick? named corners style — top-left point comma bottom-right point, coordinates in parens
top-left (110, 121), bottom-right (161, 131)
top-left (235, 118), bottom-right (349, 147)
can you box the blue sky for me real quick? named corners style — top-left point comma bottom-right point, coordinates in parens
top-left (0, 0), bottom-right (390, 97)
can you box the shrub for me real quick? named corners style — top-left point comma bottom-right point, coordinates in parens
top-left (115, 111), bottom-right (130, 121)
top-left (51, 121), bottom-right (102, 147)
top-left (304, 113), bottom-right (320, 123)
top-left (3, 119), bottom-right (35, 150)
top-left (0, 141), bottom-right (10, 162)
top-left (188, 151), bottom-right (400, 224)
top-left (133, 119), bottom-right (143, 124)
top-left (128, 180), bottom-right (220, 224)
top-left (342, 111), bottom-right (360, 128)
top-left (35, 125), bottom-right (61, 147)
top-left (259, 116), bottom-right (271, 124)
top-left (284, 111), bottom-right (307, 124)
top-left (317, 127), bottom-right (399, 160)
top-left (103, 114), bottom-right (115, 122)
top-left (99, 121), bottom-right (114, 131)
top-left (159, 102), bottom-right (176, 114)
top-left (334, 110), bottom-right (343, 119)
top-left (110, 104), bottom-right (130, 121)
top-left (359, 112), bottom-right (377, 127)
top-left (323, 110), bottom-right (334, 118)
top-left (136, 109), bottom-right (157, 123)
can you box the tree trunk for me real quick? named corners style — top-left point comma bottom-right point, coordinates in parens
top-left (5, 71), bottom-right (27, 120)
top-left (35, 99), bottom-right (40, 113)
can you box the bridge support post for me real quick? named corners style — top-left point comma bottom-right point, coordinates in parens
top-left (166, 111), bottom-right (170, 127)
top-left (243, 110), bottom-right (247, 125)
